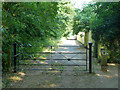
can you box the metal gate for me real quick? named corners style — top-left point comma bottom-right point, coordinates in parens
top-left (13, 43), bottom-right (92, 73)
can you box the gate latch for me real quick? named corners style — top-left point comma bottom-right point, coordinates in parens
top-left (67, 58), bottom-right (70, 61)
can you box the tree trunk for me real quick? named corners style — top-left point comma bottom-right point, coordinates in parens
top-left (7, 49), bottom-right (11, 72)
top-left (93, 41), bottom-right (98, 58)
top-left (84, 32), bottom-right (89, 47)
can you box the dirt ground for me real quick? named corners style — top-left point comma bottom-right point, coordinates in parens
top-left (3, 37), bottom-right (119, 88)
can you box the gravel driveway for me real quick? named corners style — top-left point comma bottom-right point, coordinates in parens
top-left (4, 37), bottom-right (118, 88)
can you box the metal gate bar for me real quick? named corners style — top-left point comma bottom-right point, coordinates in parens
top-left (16, 45), bottom-right (83, 47)
top-left (42, 45), bottom-right (81, 47)
top-left (20, 59), bottom-right (86, 60)
top-left (13, 42), bottom-right (92, 73)
top-left (19, 68), bottom-right (87, 71)
top-left (20, 52), bottom-right (86, 54)
top-left (19, 64), bottom-right (87, 66)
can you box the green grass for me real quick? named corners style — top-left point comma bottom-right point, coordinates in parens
top-left (59, 66), bottom-right (65, 70)
top-left (93, 60), bottom-right (99, 65)
top-left (74, 67), bottom-right (85, 70)
top-left (54, 76), bottom-right (60, 81)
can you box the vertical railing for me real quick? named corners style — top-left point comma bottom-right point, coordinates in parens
top-left (89, 42), bottom-right (92, 73)
top-left (86, 46), bottom-right (88, 71)
top-left (14, 42), bottom-right (17, 73)
top-left (50, 46), bottom-right (52, 70)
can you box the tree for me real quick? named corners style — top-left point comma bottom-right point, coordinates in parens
top-left (90, 2), bottom-right (120, 63)
top-left (73, 3), bottom-right (95, 46)
top-left (2, 2), bottom-right (74, 72)
top-left (72, 2), bottom-right (120, 63)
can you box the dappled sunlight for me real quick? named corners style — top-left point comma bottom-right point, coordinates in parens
top-left (17, 72), bottom-right (26, 77)
top-left (42, 84), bottom-right (56, 88)
top-left (43, 49), bottom-right (51, 52)
top-left (107, 63), bottom-right (116, 66)
top-left (50, 84), bottom-right (56, 87)
top-left (9, 76), bottom-right (22, 82)
top-left (33, 62), bottom-right (38, 64)
top-left (44, 80), bottom-right (49, 83)
top-left (39, 56), bottom-right (47, 59)
top-left (95, 74), bottom-right (112, 78)
top-left (40, 61), bottom-right (48, 64)
top-left (41, 80), bottom-right (56, 88)
top-left (50, 71), bottom-right (60, 73)
top-left (48, 68), bottom-right (53, 70)
top-left (8, 72), bottom-right (26, 82)
top-left (114, 74), bottom-right (118, 76)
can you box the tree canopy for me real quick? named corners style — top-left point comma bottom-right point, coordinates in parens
top-left (73, 2), bottom-right (120, 63)
top-left (2, 2), bottom-right (74, 72)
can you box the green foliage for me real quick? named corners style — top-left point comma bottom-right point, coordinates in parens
top-left (73, 4), bottom-right (95, 35)
top-left (90, 2), bottom-right (120, 63)
top-left (73, 2), bottom-right (120, 63)
top-left (2, 2), bottom-right (74, 72)
top-left (57, 2), bottom-right (75, 37)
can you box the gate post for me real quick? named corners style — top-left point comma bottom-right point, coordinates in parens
top-left (14, 42), bottom-right (17, 73)
top-left (89, 42), bottom-right (92, 73)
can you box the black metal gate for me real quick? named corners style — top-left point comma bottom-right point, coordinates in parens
top-left (13, 43), bottom-right (92, 73)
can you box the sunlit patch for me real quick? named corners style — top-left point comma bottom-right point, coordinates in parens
top-left (95, 74), bottom-right (112, 78)
top-left (49, 84), bottom-right (56, 87)
top-left (13, 14), bottom-right (15, 16)
top-left (107, 63), bottom-right (116, 66)
top-left (51, 71), bottom-right (60, 73)
top-left (114, 74), bottom-right (118, 76)
top-left (51, 51), bottom-right (55, 53)
top-left (44, 80), bottom-right (49, 83)
top-left (9, 76), bottom-right (22, 81)
top-left (40, 61), bottom-right (48, 64)
top-left (107, 70), bottom-right (110, 72)
top-left (17, 72), bottom-right (26, 77)
top-left (42, 83), bottom-right (56, 88)
top-left (39, 56), bottom-right (47, 59)
top-left (48, 68), bottom-right (53, 69)
top-left (33, 62), bottom-right (38, 64)
top-left (43, 49), bottom-right (49, 52)
top-left (58, 37), bottom-right (77, 45)
top-left (42, 85), bottom-right (47, 88)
